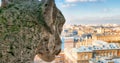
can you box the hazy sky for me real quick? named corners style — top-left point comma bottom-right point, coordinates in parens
top-left (55, 0), bottom-right (120, 24)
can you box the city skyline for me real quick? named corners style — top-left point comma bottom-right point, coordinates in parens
top-left (55, 0), bottom-right (120, 24)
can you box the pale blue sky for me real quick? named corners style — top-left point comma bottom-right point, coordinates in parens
top-left (55, 0), bottom-right (120, 24)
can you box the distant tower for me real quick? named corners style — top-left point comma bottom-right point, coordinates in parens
top-left (73, 37), bottom-right (78, 48)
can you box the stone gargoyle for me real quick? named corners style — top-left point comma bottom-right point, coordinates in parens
top-left (0, 0), bottom-right (65, 63)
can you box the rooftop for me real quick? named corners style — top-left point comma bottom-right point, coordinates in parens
top-left (73, 40), bottom-right (120, 52)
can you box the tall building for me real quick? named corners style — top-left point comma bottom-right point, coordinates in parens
top-left (64, 41), bottom-right (120, 63)
top-left (93, 34), bottom-right (120, 42)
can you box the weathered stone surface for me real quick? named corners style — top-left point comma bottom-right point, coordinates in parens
top-left (0, 0), bottom-right (65, 63)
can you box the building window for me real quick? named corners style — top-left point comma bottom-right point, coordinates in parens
top-left (85, 54), bottom-right (88, 59)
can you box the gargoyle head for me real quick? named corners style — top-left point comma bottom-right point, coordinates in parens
top-left (0, 0), bottom-right (65, 62)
